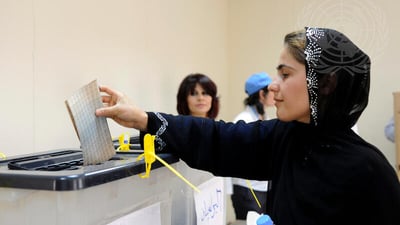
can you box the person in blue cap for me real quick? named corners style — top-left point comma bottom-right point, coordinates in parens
top-left (230, 72), bottom-right (275, 220)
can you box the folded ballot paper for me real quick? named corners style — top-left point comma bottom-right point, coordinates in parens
top-left (65, 80), bottom-right (115, 165)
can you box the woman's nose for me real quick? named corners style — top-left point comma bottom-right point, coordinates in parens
top-left (195, 94), bottom-right (206, 100)
top-left (268, 80), bottom-right (279, 92)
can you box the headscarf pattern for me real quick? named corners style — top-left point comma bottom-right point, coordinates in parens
top-left (305, 28), bottom-right (324, 125)
top-left (304, 27), bottom-right (371, 129)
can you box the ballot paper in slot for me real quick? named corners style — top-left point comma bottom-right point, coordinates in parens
top-left (65, 80), bottom-right (115, 165)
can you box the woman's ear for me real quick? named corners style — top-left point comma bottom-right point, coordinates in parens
top-left (258, 90), bottom-right (266, 101)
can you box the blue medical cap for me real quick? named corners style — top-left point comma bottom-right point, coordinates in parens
top-left (245, 72), bottom-right (272, 95)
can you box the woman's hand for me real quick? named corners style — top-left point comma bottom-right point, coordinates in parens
top-left (95, 85), bottom-right (148, 131)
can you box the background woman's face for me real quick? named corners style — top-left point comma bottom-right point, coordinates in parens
top-left (269, 47), bottom-right (310, 123)
top-left (187, 83), bottom-right (212, 118)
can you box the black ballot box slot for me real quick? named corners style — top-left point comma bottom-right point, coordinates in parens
top-left (7, 150), bottom-right (83, 171)
top-left (0, 148), bottom-right (179, 191)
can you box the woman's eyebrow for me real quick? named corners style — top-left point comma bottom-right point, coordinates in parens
top-left (276, 64), bottom-right (294, 70)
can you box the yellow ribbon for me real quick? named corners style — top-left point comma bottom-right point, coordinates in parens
top-left (136, 134), bottom-right (200, 193)
top-left (245, 179), bottom-right (262, 208)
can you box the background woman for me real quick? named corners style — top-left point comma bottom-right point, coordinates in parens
top-left (176, 73), bottom-right (219, 119)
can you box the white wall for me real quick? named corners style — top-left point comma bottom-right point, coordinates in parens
top-left (0, 0), bottom-right (398, 170)
top-left (0, 0), bottom-right (229, 157)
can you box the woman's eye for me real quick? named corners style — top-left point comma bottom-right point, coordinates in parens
top-left (279, 73), bottom-right (289, 80)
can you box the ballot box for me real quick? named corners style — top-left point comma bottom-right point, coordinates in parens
top-left (0, 149), bottom-right (213, 225)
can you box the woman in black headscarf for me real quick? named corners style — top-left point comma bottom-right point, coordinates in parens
top-left (96, 27), bottom-right (400, 225)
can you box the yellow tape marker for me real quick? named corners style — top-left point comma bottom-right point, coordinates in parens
top-left (117, 133), bottom-right (130, 151)
top-left (0, 152), bottom-right (6, 160)
top-left (137, 134), bottom-right (200, 193)
top-left (245, 179), bottom-right (262, 208)
top-left (136, 134), bottom-right (156, 178)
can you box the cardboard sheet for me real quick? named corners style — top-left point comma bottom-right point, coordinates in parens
top-left (65, 80), bottom-right (115, 165)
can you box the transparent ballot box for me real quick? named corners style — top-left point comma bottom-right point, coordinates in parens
top-left (0, 149), bottom-right (213, 225)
